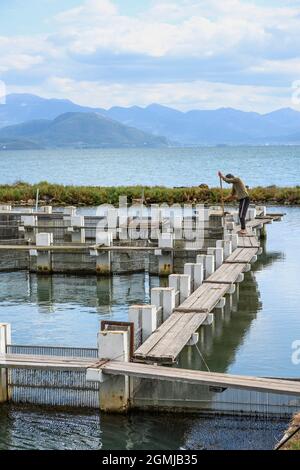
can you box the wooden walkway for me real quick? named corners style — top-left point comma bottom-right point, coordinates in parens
top-left (1, 354), bottom-right (300, 397)
top-left (94, 361), bottom-right (300, 396)
top-left (225, 247), bottom-right (258, 264)
top-left (132, 216), bottom-right (277, 364)
top-left (134, 312), bottom-right (207, 363)
top-left (203, 262), bottom-right (247, 285)
top-left (0, 353), bottom-right (94, 370)
top-left (238, 236), bottom-right (260, 248)
top-left (175, 283), bottom-right (231, 313)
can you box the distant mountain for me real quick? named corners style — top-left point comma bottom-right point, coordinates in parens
top-left (0, 112), bottom-right (168, 148)
top-left (0, 94), bottom-right (104, 128)
top-left (104, 105), bottom-right (300, 144)
top-left (1, 94), bottom-right (300, 144)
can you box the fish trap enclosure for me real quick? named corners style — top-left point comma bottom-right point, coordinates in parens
top-left (6, 345), bottom-right (100, 408)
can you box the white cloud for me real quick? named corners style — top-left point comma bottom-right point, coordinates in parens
top-left (56, 0), bottom-right (117, 23)
top-left (2, 0), bottom-right (300, 112)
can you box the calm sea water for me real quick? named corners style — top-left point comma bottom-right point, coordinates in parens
top-left (1, 146), bottom-right (300, 187)
top-left (0, 206), bottom-right (299, 449)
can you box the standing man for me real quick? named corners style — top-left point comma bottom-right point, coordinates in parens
top-left (218, 172), bottom-right (250, 236)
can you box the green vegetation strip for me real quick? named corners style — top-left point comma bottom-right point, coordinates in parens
top-left (0, 182), bottom-right (300, 206)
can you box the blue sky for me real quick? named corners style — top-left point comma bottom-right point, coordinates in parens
top-left (1, 0), bottom-right (300, 111)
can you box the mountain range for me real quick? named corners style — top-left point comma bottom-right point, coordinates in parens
top-left (0, 111), bottom-right (167, 149)
top-left (1, 93), bottom-right (300, 146)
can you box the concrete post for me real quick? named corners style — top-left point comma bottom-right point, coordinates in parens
top-left (36, 233), bottom-right (53, 273)
top-left (0, 205), bottom-right (12, 212)
top-left (216, 239), bottom-right (232, 259)
top-left (21, 215), bottom-right (37, 243)
top-left (169, 274), bottom-right (191, 303)
top-left (64, 206), bottom-right (77, 216)
top-left (225, 233), bottom-right (238, 251)
top-left (158, 234), bottom-right (174, 276)
top-left (128, 305), bottom-right (143, 350)
top-left (70, 215), bottom-right (85, 243)
top-left (40, 206), bottom-right (52, 214)
top-left (184, 263), bottom-right (203, 291)
top-left (207, 247), bottom-right (223, 269)
top-left (168, 274), bottom-right (180, 306)
top-left (151, 287), bottom-right (175, 322)
top-left (128, 304), bottom-right (158, 349)
top-left (248, 208), bottom-right (256, 221)
top-left (95, 232), bottom-right (113, 275)
top-left (0, 323), bottom-right (11, 403)
top-left (141, 305), bottom-right (158, 343)
top-left (96, 329), bottom-right (130, 413)
top-left (205, 254), bottom-right (215, 278)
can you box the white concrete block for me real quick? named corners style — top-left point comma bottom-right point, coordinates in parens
top-left (71, 215), bottom-right (84, 227)
top-left (36, 232), bottom-right (53, 246)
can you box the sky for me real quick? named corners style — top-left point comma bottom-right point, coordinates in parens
top-left (1, 0), bottom-right (300, 112)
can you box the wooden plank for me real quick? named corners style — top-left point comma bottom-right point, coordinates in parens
top-left (0, 354), bottom-right (93, 370)
top-left (147, 313), bottom-right (207, 361)
top-left (101, 361), bottom-right (300, 396)
top-left (176, 283), bottom-right (229, 313)
top-left (134, 314), bottom-right (182, 359)
top-left (225, 247), bottom-right (258, 264)
top-left (204, 263), bottom-right (247, 284)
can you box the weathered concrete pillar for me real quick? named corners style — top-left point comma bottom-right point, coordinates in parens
top-left (196, 254), bottom-right (215, 279)
top-left (217, 239), bottom-right (232, 259)
top-left (157, 233), bottom-right (174, 276)
top-left (128, 304), bottom-right (158, 349)
top-left (94, 329), bottom-right (130, 413)
top-left (183, 263), bottom-right (203, 291)
top-left (40, 206), bottom-right (52, 214)
top-left (64, 206), bottom-right (77, 216)
top-left (169, 274), bottom-right (191, 303)
top-left (0, 323), bottom-right (11, 403)
top-left (225, 233), bottom-right (238, 251)
top-left (0, 205), bottom-right (12, 212)
top-left (207, 247), bottom-right (223, 269)
top-left (128, 305), bottom-right (142, 350)
top-left (205, 254), bottom-right (215, 278)
top-left (69, 215), bottom-right (85, 243)
top-left (247, 207), bottom-right (256, 221)
top-left (94, 232), bottom-right (113, 275)
top-left (151, 287), bottom-right (175, 322)
top-left (36, 233), bottom-right (53, 273)
top-left (20, 215), bottom-right (37, 242)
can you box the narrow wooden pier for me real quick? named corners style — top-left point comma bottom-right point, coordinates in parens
top-left (95, 361), bottom-right (300, 397)
top-left (1, 353), bottom-right (300, 397)
top-left (133, 214), bottom-right (277, 364)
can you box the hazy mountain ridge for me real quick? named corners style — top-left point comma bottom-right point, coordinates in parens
top-left (0, 112), bottom-right (168, 149)
top-left (1, 94), bottom-right (300, 145)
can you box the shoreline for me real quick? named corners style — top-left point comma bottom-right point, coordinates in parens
top-left (0, 182), bottom-right (300, 206)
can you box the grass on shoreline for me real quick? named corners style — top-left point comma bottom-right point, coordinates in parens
top-left (0, 181), bottom-right (300, 206)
